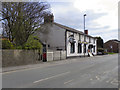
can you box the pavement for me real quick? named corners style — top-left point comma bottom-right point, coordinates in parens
top-left (2, 54), bottom-right (118, 88)
top-left (2, 56), bottom-right (94, 72)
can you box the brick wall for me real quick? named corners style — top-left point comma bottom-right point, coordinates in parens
top-left (104, 41), bottom-right (119, 53)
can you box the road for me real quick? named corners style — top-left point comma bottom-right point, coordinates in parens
top-left (2, 54), bottom-right (118, 88)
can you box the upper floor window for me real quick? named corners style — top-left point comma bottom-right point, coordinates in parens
top-left (79, 34), bottom-right (81, 41)
top-left (69, 32), bottom-right (74, 38)
top-left (94, 39), bottom-right (95, 44)
top-left (84, 36), bottom-right (86, 42)
top-left (73, 33), bottom-right (74, 38)
top-left (93, 46), bottom-right (95, 52)
top-left (89, 37), bottom-right (91, 43)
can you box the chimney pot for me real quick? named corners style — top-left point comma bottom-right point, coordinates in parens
top-left (44, 14), bottom-right (54, 23)
top-left (84, 30), bottom-right (88, 35)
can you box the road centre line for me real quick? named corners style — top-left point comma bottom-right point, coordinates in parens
top-left (2, 63), bottom-right (65, 75)
top-left (33, 71), bottom-right (70, 84)
top-left (64, 79), bottom-right (73, 84)
top-left (2, 66), bottom-right (47, 75)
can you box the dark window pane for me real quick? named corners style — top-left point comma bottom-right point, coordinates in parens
top-left (70, 43), bottom-right (75, 53)
top-left (78, 43), bottom-right (82, 53)
top-left (84, 44), bottom-right (86, 53)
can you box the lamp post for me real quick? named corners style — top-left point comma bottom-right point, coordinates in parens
top-left (84, 14), bottom-right (86, 31)
top-left (84, 14), bottom-right (86, 57)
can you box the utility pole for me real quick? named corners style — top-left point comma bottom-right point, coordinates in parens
top-left (84, 14), bottom-right (86, 57)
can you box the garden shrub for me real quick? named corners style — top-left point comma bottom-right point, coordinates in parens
top-left (23, 35), bottom-right (42, 50)
top-left (2, 39), bottom-right (14, 49)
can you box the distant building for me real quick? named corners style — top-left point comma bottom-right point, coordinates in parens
top-left (34, 14), bottom-right (97, 58)
top-left (104, 39), bottom-right (120, 53)
top-left (0, 34), bottom-right (8, 40)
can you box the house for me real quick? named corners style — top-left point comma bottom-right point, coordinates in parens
top-left (34, 14), bottom-right (97, 59)
top-left (104, 39), bottom-right (120, 53)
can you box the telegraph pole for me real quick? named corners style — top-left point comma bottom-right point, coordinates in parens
top-left (84, 14), bottom-right (86, 57)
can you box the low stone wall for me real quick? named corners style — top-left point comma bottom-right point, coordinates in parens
top-left (2, 50), bottom-right (67, 67)
top-left (2, 50), bottom-right (40, 67)
top-left (61, 51), bottom-right (66, 60)
top-left (47, 50), bottom-right (66, 61)
top-left (53, 51), bottom-right (61, 61)
top-left (47, 52), bottom-right (53, 62)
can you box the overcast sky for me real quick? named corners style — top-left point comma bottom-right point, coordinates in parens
top-left (48, 0), bottom-right (119, 42)
top-left (0, 0), bottom-right (119, 42)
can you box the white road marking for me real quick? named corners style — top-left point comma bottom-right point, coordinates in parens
top-left (106, 80), bottom-right (109, 83)
top-left (90, 78), bottom-right (93, 80)
top-left (2, 66), bottom-right (46, 75)
top-left (64, 79), bottom-right (73, 84)
top-left (106, 78), bottom-right (112, 83)
top-left (2, 62), bottom-right (70, 75)
top-left (103, 72), bottom-right (107, 74)
top-left (96, 76), bottom-right (100, 80)
top-left (33, 71), bottom-right (70, 84)
top-left (110, 79), bottom-right (118, 86)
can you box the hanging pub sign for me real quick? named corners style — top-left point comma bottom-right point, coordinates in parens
top-left (69, 37), bottom-right (76, 43)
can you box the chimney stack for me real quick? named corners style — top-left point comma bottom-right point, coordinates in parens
top-left (44, 14), bottom-right (54, 23)
top-left (84, 30), bottom-right (88, 35)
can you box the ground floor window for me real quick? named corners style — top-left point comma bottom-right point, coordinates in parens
top-left (93, 46), bottom-right (95, 53)
top-left (70, 43), bottom-right (75, 53)
top-left (78, 43), bottom-right (82, 53)
top-left (84, 44), bottom-right (86, 53)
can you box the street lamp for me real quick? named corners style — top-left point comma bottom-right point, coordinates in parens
top-left (84, 14), bottom-right (86, 57)
top-left (84, 14), bottom-right (86, 30)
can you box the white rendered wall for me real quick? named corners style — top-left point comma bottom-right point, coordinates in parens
top-left (66, 31), bottom-right (97, 57)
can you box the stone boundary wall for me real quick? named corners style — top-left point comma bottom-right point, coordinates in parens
top-left (2, 50), bottom-right (40, 67)
top-left (3, 50), bottom-right (67, 67)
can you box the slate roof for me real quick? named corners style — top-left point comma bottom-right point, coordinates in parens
top-left (111, 39), bottom-right (120, 43)
top-left (53, 22), bottom-right (96, 38)
top-left (105, 39), bottom-right (120, 44)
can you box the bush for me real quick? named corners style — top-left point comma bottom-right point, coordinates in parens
top-left (16, 46), bottom-right (23, 49)
top-left (2, 39), bottom-right (14, 49)
top-left (23, 35), bottom-right (42, 50)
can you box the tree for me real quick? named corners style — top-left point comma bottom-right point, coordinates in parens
top-left (1, 2), bottom-right (51, 46)
top-left (95, 36), bottom-right (104, 54)
top-left (96, 37), bottom-right (104, 48)
top-left (23, 35), bottom-right (42, 50)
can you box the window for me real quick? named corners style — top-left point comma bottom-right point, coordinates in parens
top-left (73, 33), bottom-right (74, 38)
top-left (48, 44), bottom-right (50, 47)
top-left (79, 34), bottom-right (81, 41)
top-left (78, 43), bottom-right (82, 53)
top-left (84, 44), bottom-right (86, 53)
top-left (93, 46), bottom-right (95, 53)
top-left (94, 39), bottom-right (95, 44)
top-left (89, 37), bottom-right (91, 43)
top-left (70, 32), bottom-right (74, 38)
top-left (84, 36), bottom-right (86, 42)
top-left (70, 43), bottom-right (75, 53)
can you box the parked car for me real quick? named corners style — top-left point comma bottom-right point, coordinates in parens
top-left (97, 52), bottom-right (103, 55)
